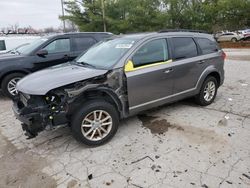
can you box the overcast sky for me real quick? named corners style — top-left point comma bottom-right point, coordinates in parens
top-left (0, 0), bottom-right (63, 29)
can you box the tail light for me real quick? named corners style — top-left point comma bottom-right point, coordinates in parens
top-left (222, 51), bottom-right (226, 60)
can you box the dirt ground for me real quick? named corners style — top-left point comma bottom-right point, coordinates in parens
top-left (0, 48), bottom-right (250, 188)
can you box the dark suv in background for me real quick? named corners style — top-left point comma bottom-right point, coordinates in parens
top-left (13, 30), bottom-right (225, 146)
top-left (0, 32), bottom-right (113, 98)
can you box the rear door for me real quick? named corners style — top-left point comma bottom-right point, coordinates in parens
top-left (125, 38), bottom-right (174, 111)
top-left (195, 37), bottom-right (220, 63)
top-left (33, 37), bottom-right (73, 70)
top-left (169, 37), bottom-right (206, 94)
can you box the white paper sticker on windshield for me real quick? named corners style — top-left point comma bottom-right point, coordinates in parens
top-left (115, 44), bottom-right (133, 49)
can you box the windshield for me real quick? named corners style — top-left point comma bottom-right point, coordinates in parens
top-left (18, 38), bottom-right (48, 54)
top-left (76, 38), bottom-right (136, 69)
top-left (9, 43), bottom-right (29, 54)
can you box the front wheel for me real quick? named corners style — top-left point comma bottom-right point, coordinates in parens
top-left (1, 73), bottom-right (25, 99)
top-left (71, 100), bottom-right (119, 146)
top-left (195, 76), bottom-right (218, 106)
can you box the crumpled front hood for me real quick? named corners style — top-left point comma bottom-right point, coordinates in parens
top-left (17, 63), bottom-right (108, 95)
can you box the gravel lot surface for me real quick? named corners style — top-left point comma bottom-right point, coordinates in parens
top-left (0, 48), bottom-right (249, 188)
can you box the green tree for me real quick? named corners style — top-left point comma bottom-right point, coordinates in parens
top-left (60, 0), bottom-right (250, 33)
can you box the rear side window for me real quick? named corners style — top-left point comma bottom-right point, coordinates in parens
top-left (171, 37), bottom-right (197, 60)
top-left (0, 40), bottom-right (6, 51)
top-left (132, 39), bottom-right (168, 67)
top-left (73, 37), bottom-right (96, 51)
top-left (196, 38), bottom-right (218, 54)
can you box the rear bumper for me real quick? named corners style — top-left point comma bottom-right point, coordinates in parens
top-left (220, 68), bottom-right (225, 86)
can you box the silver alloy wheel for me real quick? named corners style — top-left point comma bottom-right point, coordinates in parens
top-left (203, 81), bottom-right (216, 102)
top-left (7, 77), bottom-right (21, 96)
top-left (81, 110), bottom-right (113, 141)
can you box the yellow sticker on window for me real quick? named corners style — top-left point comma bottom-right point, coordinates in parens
top-left (125, 59), bottom-right (173, 72)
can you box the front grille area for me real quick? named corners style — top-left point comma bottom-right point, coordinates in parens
top-left (19, 92), bottom-right (29, 106)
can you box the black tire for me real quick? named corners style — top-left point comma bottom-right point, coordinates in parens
top-left (195, 76), bottom-right (218, 106)
top-left (1, 73), bottom-right (25, 99)
top-left (231, 38), bottom-right (237, 42)
top-left (71, 99), bottom-right (119, 146)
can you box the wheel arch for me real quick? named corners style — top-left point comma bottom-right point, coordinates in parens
top-left (207, 72), bottom-right (221, 85)
top-left (69, 88), bottom-right (125, 119)
top-left (0, 70), bottom-right (29, 86)
top-left (196, 68), bottom-right (222, 92)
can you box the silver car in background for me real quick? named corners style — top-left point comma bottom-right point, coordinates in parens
top-left (216, 32), bottom-right (243, 42)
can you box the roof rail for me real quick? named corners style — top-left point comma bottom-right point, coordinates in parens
top-left (158, 29), bottom-right (209, 34)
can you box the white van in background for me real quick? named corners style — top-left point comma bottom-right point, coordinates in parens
top-left (0, 35), bottom-right (41, 54)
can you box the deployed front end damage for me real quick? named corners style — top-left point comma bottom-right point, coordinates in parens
top-left (13, 91), bottom-right (69, 138)
top-left (13, 68), bottom-right (127, 139)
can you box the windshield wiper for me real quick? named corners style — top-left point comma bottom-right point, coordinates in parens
top-left (76, 61), bottom-right (96, 68)
top-left (15, 50), bottom-right (21, 55)
top-left (10, 50), bottom-right (20, 55)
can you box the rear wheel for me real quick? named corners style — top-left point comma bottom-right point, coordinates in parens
top-left (1, 73), bottom-right (25, 99)
top-left (195, 76), bottom-right (218, 106)
top-left (231, 37), bottom-right (237, 42)
top-left (71, 99), bottom-right (119, 146)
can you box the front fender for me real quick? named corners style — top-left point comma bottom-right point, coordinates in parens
top-left (67, 86), bottom-right (126, 118)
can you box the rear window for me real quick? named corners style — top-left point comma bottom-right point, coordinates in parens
top-left (196, 38), bottom-right (218, 54)
top-left (73, 37), bottom-right (97, 51)
top-left (0, 40), bottom-right (6, 51)
top-left (171, 37), bottom-right (198, 60)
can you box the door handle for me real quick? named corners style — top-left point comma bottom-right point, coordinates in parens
top-left (198, 60), bottom-right (205, 64)
top-left (63, 54), bottom-right (69, 59)
top-left (164, 68), bottom-right (173, 74)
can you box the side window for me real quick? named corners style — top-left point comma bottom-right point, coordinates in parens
top-left (43, 38), bottom-right (70, 54)
top-left (73, 37), bottom-right (97, 51)
top-left (171, 37), bottom-right (198, 60)
top-left (196, 38), bottom-right (218, 54)
top-left (0, 40), bottom-right (6, 51)
top-left (132, 39), bottom-right (168, 67)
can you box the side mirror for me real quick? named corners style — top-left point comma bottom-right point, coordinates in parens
top-left (124, 60), bottom-right (135, 72)
top-left (36, 49), bottom-right (48, 57)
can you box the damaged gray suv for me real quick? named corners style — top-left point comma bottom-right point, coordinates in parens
top-left (13, 30), bottom-right (225, 146)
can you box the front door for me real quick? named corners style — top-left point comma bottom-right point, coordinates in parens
top-left (125, 38), bottom-right (174, 113)
top-left (33, 38), bottom-right (74, 71)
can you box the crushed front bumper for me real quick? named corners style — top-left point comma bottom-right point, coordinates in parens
top-left (12, 100), bottom-right (48, 138)
top-left (12, 94), bottom-right (68, 139)
top-left (13, 102), bottom-right (32, 125)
